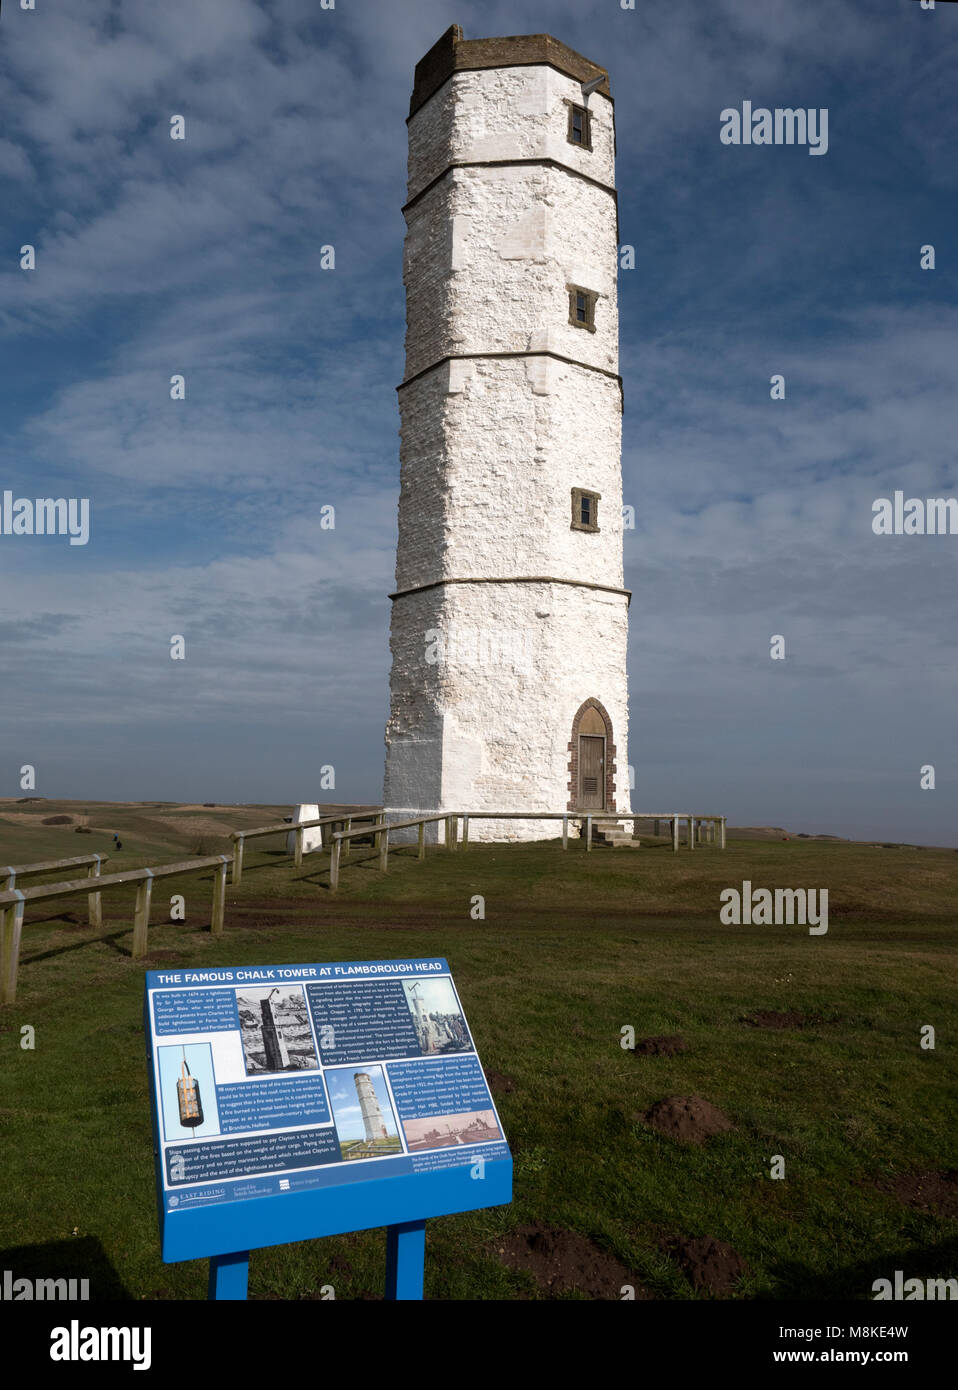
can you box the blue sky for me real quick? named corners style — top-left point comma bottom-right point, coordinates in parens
top-left (1, 0), bottom-right (956, 844)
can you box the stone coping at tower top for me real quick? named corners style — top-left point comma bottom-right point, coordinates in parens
top-left (409, 25), bottom-right (612, 120)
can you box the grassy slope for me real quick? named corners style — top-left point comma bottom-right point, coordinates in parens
top-left (0, 820), bottom-right (955, 1300)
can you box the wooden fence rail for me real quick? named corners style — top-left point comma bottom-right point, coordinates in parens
top-left (0, 854), bottom-right (231, 1003)
top-left (2, 853), bottom-right (110, 933)
top-left (328, 811), bottom-right (727, 890)
top-left (329, 815), bottom-right (450, 890)
top-left (230, 811), bottom-right (384, 885)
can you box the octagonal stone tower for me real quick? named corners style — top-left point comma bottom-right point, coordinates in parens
top-left (383, 26), bottom-right (631, 841)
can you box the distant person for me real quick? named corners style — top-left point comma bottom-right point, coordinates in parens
top-left (113, 833), bottom-right (123, 850)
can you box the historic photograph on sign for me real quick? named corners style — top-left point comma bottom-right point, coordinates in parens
top-left (325, 1064), bottom-right (403, 1161)
top-left (403, 1109), bottom-right (502, 1152)
top-left (235, 985), bottom-right (319, 1075)
top-left (402, 978), bottom-right (472, 1056)
top-left (157, 1042), bottom-right (220, 1141)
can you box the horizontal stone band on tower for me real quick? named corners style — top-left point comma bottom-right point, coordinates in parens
top-left (402, 158), bottom-right (618, 215)
top-left (397, 350), bottom-right (624, 401)
top-left (388, 576), bottom-right (632, 605)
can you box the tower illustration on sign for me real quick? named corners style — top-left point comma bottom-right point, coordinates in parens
top-left (383, 26), bottom-right (631, 843)
top-left (354, 1072), bottom-right (388, 1142)
top-left (261, 988), bottom-right (290, 1071)
top-left (176, 1047), bottom-right (204, 1131)
top-left (407, 981), bottom-right (438, 1054)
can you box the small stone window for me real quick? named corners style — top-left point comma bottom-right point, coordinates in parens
top-left (572, 488), bottom-right (600, 533)
top-left (568, 284), bottom-right (598, 333)
top-left (568, 103), bottom-right (592, 150)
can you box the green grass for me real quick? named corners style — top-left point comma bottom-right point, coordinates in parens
top-left (1, 827), bottom-right (956, 1300)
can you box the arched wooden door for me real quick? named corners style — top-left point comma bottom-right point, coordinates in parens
top-left (577, 705), bottom-right (607, 810)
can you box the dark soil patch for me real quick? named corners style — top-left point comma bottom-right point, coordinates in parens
top-left (73, 826), bottom-right (93, 834)
top-left (887, 1171), bottom-right (958, 1218)
top-left (141, 950), bottom-right (188, 966)
top-left (484, 1067), bottom-right (516, 1096)
top-left (742, 1010), bottom-right (823, 1030)
top-left (630, 1034), bottom-right (687, 1057)
top-left (41, 815), bottom-right (73, 825)
top-left (495, 1223), bottom-right (652, 1299)
top-left (642, 1095), bottom-right (734, 1145)
top-left (660, 1234), bottom-right (749, 1296)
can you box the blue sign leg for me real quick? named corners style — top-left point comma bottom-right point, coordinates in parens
top-left (385, 1219), bottom-right (426, 1300)
top-left (208, 1250), bottom-right (250, 1300)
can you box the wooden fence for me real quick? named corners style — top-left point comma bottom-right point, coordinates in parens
top-left (328, 810), bottom-right (727, 890)
top-left (230, 811), bottom-right (383, 884)
top-left (0, 854), bottom-right (231, 1003)
top-left (2, 853), bottom-right (110, 931)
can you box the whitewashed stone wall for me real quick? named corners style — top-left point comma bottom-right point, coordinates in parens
top-left (385, 57), bottom-right (629, 842)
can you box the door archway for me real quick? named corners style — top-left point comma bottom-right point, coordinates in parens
top-left (568, 699), bottom-right (617, 812)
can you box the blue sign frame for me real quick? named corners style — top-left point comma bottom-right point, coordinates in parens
top-left (143, 957), bottom-right (512, 1298)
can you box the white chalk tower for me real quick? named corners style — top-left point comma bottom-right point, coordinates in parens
top-left (383, 27), bottom-right (631, 842)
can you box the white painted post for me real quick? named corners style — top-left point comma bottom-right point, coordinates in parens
top-left (295, 825), bottom-right (305, 867)
top-left (561, 816), bottom-right (568, 850)
top-left (688, 816), bottom-right (695, 851)
top-left (672, 817), bottom-right (679, 852)
top-left (87, 856), bottom-right (103, 928)
top-left (232, 835), bottom-right (245, 885)
top-left (586, 815), bottom-right (593, 852)
top-left (132, 871), bottom-right (154, 959)
top-left (720, 817), bottom-right (727, 849)
top-left (211, 858), bottom-right (228, 936)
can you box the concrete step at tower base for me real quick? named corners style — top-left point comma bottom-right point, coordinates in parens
top-left (592, 820), bottom-right (640, 847)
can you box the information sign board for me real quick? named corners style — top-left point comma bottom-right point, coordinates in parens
top-left (144, 957), bottom-right (512, 1274)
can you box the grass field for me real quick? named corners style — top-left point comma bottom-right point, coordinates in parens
top-left (1, 799), bottom-right (956, 1300)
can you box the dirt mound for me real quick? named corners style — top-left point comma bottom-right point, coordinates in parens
top-left (888, 1171), bottom-right (958, 1217)
top-left (642, 1095), bottom-right (734, 1145)
top-left (74, 825), bottom-right (93, 834)
top-left (495, 1224), bottom-right (651, 1299)
top-left (41, 815), bottom-right (73, 825)
top-left (484, 1068), bottom-right (516, 1096)
top-left (662, 1235), bottom-right (748, 1296)
top-left (631, 1034), bottom-right (687, 1057)
top-left (742, 1010), bottom-right (822, 1030)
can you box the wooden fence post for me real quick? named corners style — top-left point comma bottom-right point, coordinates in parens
top-left (586, 815), bottom-right (592, 852)
top-left (232, 836), bottom-right (244, 885)
top-left (379, 824), bottom-right (389, 873)
top-left (0, 895), bottom-right (25, 1004)
top-left (462, 816), bottom-right (470, 849)
top-left (211, 859), bottom-right (228, 936)
top-left (87, 856), bottom-right (103, 928)
top-left (343, 818), bottom-right (351, 859)
top-left (417, 821), bottom-right (425, 860)
top-left (672, 817), bottom-right (679, 852)
top-left (294, 825), bottom-right (305, 867)
top-left (720, 817), bottom-right (727, 849)
top-left (561, 816), bottom-right (568, 850)
top-left (688, 816), bottom-right (695, 851)
top-left (330, 838), bottom-right (341, 891)
top-left (132, 872), bottom-right (153, 959)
